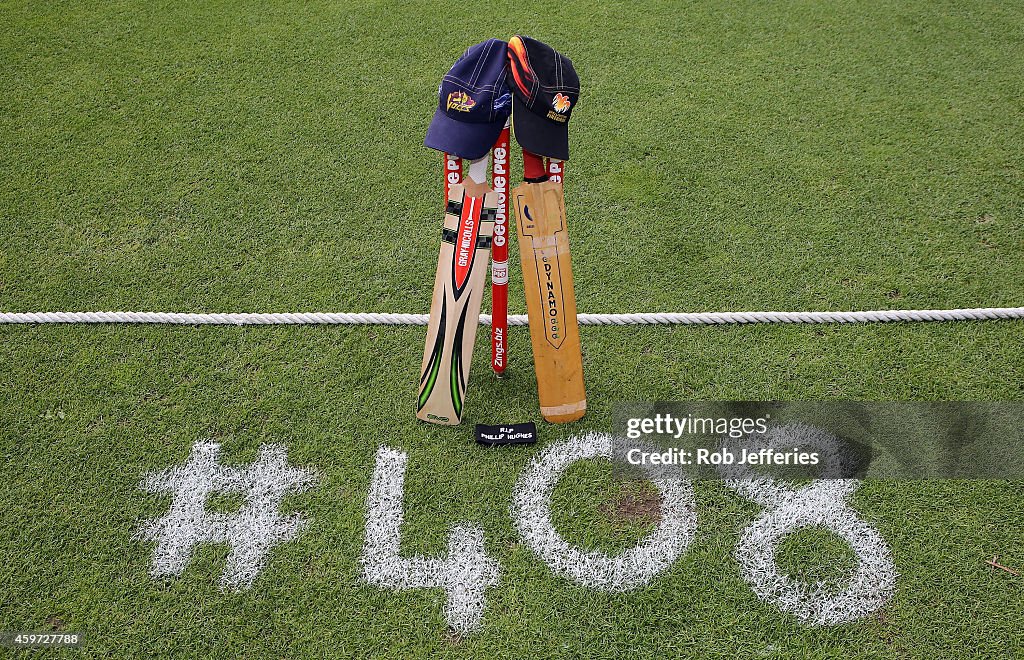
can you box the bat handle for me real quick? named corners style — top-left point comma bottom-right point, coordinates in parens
top-left (522, 149), bottom-right (548, 183)
top-left (466, 153), bottom-right (489, 185)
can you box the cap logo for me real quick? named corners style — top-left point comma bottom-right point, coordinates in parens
top-left (507, 37), bottom-right (535, 96)
top-left (552, 93), bottom-right (571, 113)
top-left (446, 91), bottom-right (476, 112)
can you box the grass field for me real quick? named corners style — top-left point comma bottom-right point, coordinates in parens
top-left (1, 0), bottom-right (1022, 657)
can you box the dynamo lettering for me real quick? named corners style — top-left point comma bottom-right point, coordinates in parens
top-left (543, 259), bottom-right (562, 341)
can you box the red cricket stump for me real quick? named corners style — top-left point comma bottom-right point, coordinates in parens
top-left (546, 157), bottom-right (564, 184)
top-left (443, 152), bottom-right (462, 205)
top-left (490, 123), bottom-right (511, 376)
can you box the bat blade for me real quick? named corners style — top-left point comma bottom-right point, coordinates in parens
top-left (417, 184), bottom-right (497, 425)
top-left (512, 180), bottom-right (586, 423)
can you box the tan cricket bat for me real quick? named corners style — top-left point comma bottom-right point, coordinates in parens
top-left (512, 179), bottom-right (586, 423)
top-left (417, 177), bottom-right (497, 425)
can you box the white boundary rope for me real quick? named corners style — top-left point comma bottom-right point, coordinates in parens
top-left (0, 307), bottom-right (1022, 326)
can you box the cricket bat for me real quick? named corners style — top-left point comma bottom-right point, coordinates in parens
top-left (512, 150), bottom-right (586, 423)
top-left (417, 156), bottom-right (497, 425)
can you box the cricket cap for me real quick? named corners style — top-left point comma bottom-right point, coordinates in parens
top-left (506, 35), bottom-right (579, 161)
top-left (425, 39), bottom-right (512, 160)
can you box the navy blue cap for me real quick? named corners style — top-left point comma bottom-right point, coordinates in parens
top-left (425, 39), bottom-right (512, 160)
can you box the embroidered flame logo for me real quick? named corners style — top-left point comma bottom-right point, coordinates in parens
top-left (507, 37), bottom-right (535, 96)
top-left (552, 93), bottom-right (571, 113)
top-left (447, 91), bottom-right (476, 112)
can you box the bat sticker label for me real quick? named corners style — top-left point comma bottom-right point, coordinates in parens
top-left (543, 260), bottom-right (563, 343)
top-left (539, 257), bottom-right (565, 348)
top-left (452, 194), bottom-right (481, 296)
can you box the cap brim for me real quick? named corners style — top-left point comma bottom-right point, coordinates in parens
top-left (510, 95), bottom-right (570, 161)
top-left (424, 107), bottom-right (504, 161)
